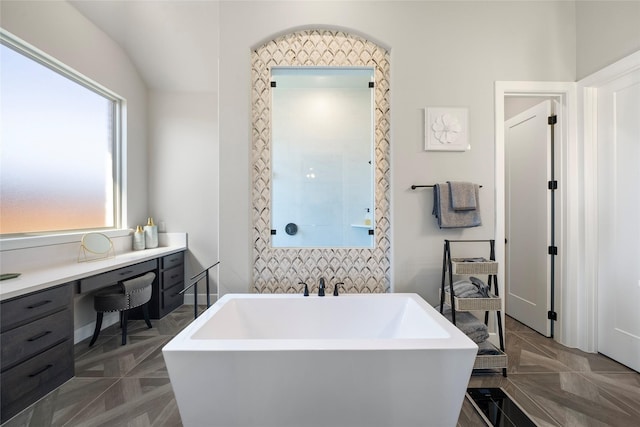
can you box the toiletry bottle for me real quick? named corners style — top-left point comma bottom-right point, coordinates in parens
top-left (133, 225), bottom-right (146, 250)
top-left (144, 217), bottom-right (159, 249)
top-left (364, 208), bottom-right (372, 226)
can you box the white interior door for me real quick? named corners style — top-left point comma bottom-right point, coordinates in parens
top-left (505, 100), bottom-right (552, 337)
top-left (597, 68), bottom-right (640, 372)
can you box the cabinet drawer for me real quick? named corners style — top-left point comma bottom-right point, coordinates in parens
top-left (161, 251), bottom-right (184, 270)
top-left (79, 259), bottom-right (157, 293)
top-left (162, 264), bottom-right (184, 290)
top-left (1, 308), bottom-right (72, 372)
top-left (1, 284), bottom-right (72, 332)
top-left (162, 282), bottom-right (184, 311)
top-left (1, 341), bottom-right (73, 423)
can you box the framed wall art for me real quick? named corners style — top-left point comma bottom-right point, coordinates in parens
top-left (425, 107), bottom-right (469, 151)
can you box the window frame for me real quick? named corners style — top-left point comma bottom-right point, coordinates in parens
top-left (0, 29), bottom-right (124, 245)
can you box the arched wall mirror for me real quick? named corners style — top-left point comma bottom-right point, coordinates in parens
top-left (251, 29), bottom-right (390, 294)
top-left (271, 67), bottom-right (375, 248)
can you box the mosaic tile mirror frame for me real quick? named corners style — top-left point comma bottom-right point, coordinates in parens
top-left (251, 29), bottom-right (391, 294)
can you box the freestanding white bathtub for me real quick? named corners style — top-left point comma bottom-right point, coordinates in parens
top-left (163, 293), bottom-right (477, 427)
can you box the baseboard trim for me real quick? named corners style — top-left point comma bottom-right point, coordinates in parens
top-left (74, 312), bottom-right (119, 344)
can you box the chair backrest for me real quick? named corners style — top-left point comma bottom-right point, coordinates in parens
top-left (122, 271), bottom-right (155, 309)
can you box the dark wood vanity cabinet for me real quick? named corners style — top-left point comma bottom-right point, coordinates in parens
top-left (0, 249), bottom-right (185, 423)
top-left (0, 283), bottom-right (74, 423)
top-left (127, 251), bottom-right (185, 319)
top-left (158, 251), bottom-right (185, 317)
top-left (77, 251), bottom-right (185, 320)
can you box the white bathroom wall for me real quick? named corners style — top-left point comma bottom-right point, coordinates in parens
top-left (219, 1), bottom-right (576, 303)
top-left (148, 91), bottom-right (220, 299)
top-left (576, 1), bottom-right (640, 80)
top-left (3, 0), bottom-right (638, 344)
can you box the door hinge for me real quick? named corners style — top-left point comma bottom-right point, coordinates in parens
top-left (548, 115), bottom-right (557, 125)
top-left (270, 229), bottom-right (276, 235)
top-left (548, 246), bottom-right (558, 255)
top-left (548, 180), bottom-right (558, 190)
top-left (548, 311), bottom-right (558, 321)
top-left (270, 81), bottom-right (276, 88)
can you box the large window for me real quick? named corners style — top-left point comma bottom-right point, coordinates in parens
top-left (0, 32), bottom-right (122, 236)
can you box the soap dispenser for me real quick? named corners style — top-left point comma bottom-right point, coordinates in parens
top-left (364, 208), bottom-right (372, 226)
top-left (144, 217), bottom-right (158, 249)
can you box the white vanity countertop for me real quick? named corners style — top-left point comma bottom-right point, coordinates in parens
top-left (0, 240), bottom-right (187, 302)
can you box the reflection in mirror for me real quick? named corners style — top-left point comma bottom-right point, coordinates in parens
top-left (271, 67), bottom-right (374, 248)
top-left (78, 232), bottom-right (114, 262)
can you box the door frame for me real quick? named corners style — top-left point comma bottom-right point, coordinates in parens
top-left (495, 81), bottom-right (577, 345)
top-left (578, 50), bottom-right (640, 353)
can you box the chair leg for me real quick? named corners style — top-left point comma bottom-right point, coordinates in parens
top-left (142, 302), bottom-right (152, 329)
top-left (89, 312), bottom-right (103, 347)
top-left (121, 310), bottom-right (128, 345)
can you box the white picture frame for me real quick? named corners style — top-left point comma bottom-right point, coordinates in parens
top-left (425, 107), bottom-right (469, 151)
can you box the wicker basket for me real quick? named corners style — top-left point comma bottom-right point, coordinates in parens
top-left (451, 258), bottom-right (498, 275)
top-left (474, 344), bottom-right (508, 370)
top-left (443, 290), bottom-right (502, 311)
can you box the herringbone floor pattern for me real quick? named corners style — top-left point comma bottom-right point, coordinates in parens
top-left (3, 306), bottom-right (639, 426)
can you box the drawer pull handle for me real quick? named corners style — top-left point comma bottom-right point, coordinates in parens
top-left (27, 300), bottom-right (52, 309)
top-left (28, 330), bottom-right (52, 342)
top-left (170, 274), bottom-right (180, 279)
top-left (119, 270), bottom-right (134, 276)
top-left (28, 364), bottom-right (53, 377)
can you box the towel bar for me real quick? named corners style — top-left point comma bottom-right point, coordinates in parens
top-left (411, 184), bottom-right (483, 190)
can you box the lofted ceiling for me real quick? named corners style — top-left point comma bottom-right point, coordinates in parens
top-left (70, 0), bottom-right (219, 93)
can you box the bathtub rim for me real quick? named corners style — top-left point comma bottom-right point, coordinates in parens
top-left (162, 293), bottom-right (478, 352)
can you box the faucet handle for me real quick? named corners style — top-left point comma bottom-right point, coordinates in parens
top-left (299, 281), bottom-right (309, 297)
top-left (333, 281), bottom-right (344, 296)
top-left (318, 278), bottom-right (325, 297)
